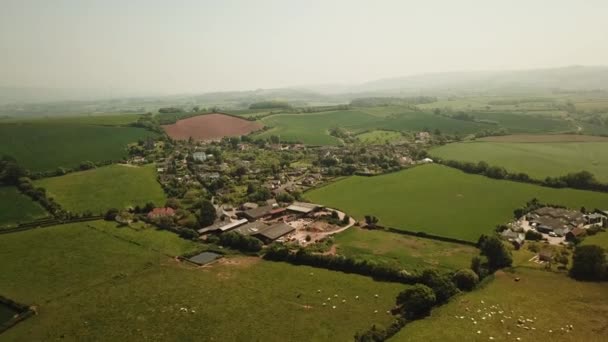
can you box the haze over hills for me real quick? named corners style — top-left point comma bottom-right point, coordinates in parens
top-left (1, 66), bottom-right (607, 115)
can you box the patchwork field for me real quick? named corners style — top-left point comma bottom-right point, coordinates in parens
top-left (305, 164), bottom-right (608, 242)
top-left (34, 164), bottom-right (166, 213)
top-left (391, 268), bottom-right (608, 341)
top-left (257, 110), bottom-right (492, 145)
top-left (162, 113), bottom-right (263, 140)
top-left (0, 122), bottom-right (155, 172)
top-left (0, 186), bottom-right (47, 227)
top-left (0, 222), bottom-right (404, 341)
top-left (431, 140), bottom-right (608, 182)
top-left (333, 228), bottom-right (478, 271)
top-left (257, 110), bottom-right (379, 145)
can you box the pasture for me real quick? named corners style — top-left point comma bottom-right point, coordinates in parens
top-left (34, 164), bottom-right (166, 213)
top-left (357, 130), bottom-right (405, 145)
top-left (580, 231), bottom-right (608, 250)
top-left (0, 222), bottom-right (404, 341)
top-left (0, 122), bottom-right (155, 172)
top-left (162, 113), bottom-right (263, 140)
top-left (305, 164), bottom-right (608, 242)
top-left (5, 113), bottom-right (144, 126)
top-left (391, 268), bottom-right (608, 341)
top-left (0, 186), bottom-right (47, 227)
top-left (431, 140), bottom-right (608, 182)
top-left (333, 227), bottom-right (478, 271)
top-left (256, 110), bottom-right (492, 145)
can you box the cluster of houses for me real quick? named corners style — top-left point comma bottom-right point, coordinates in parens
top-left (503, 207), bottom-right (608, 248)
top-left (197, 201), bottom-right (326, 244)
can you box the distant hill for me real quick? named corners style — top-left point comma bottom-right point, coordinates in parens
top-left (346, 66), bottom-right (608, 95)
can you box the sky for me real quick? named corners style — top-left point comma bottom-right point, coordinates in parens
top-left (1, 0), bottom-right (608, 95)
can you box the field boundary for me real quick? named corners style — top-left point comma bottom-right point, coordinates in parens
top-left (0, 216), bottom-right (103, 235)
top-left (0, 296), bottom-right (35, 334)
top-left (374, 225), bottom-right (478, 246)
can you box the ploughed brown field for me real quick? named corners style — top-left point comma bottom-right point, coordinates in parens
top-left (162, 113), bottom-right (263, 140)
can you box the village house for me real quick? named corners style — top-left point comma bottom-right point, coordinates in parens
top-left (147, 207), bottom-right (176, 219)
top-left (192, 152), bottom-right (207, 162)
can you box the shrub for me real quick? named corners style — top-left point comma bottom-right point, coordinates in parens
top-left (525, 230), bottom-right (543, 241)
top-left (570, 245), bottom-right (606, 281)
top-left (452, 269), bottom-right (479, 291)
top-left (396, 284), bottom-right (436, 319)
top-left (420, 269), bottom-right (459, 303)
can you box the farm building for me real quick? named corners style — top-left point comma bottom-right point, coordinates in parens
top-left (527, 207), bottom-right (585, 235)
top-left (286, 202), bottom-right (323, 215)
top-left (188, 251), bottom-right (222, 265)
top-left (239, 205), bottom-right (274, 221)
top-left (585, 212), bottom-right (607, 227)
top-left (147, 207), bottom-right (176, 219)
top-left (197, 219), bottom-right (248, 234)
top-left (232, 221), bottom-right (269, 236)
top-left (240, 202), bottom-right (258, 210)
top-left (566, 227), bottom-right (586, 242)
top-left (192, 152), bottom-right (207, 162)
top-left (253, 222), bottom-right (295, 243)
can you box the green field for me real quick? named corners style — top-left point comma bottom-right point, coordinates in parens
top-left (580, 231), bottom-right (608, 250)
top-left (357, 130), bottom-right (405, 145)
top-left (34, 164), bottom-right (166, 213)
top-left (431, 141), bottom-right (608, 182)
top-left (256, 110), bottom-right (493, 145)
top-left (5, 113), bottom-right (144, 126)
top-left (0, 122), bottom-right (155, 172)
top-left (305, 164), bottom-right (608, 242)
top-left (1, 221), bottom-right (404, 341)
top-left (391, 268), bottom-right (608, 341)
top-left (333, 228), bottom-right (478, 271)
top-left (0, 186), bottom-right (47, 227)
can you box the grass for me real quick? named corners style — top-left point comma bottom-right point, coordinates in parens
top-left (34, 164), bottom-right (166, 213)
top-left (0, 122), bottom-right (156, 172)
top-left (0, 186), bottom-right (47, 227)
top-left (333, 227), bottom-right (478, 271)
top-left (431, 141), bottom-right (608, 182)
top-left (256, 110), bottom-right (494, 145)
top-left (390, 268), bottom-right (608, 341)
top-left (580, 231), bottom-right (608, 250)
top-left (256, 110), bottom-right (379, 145)
top-left (305, 164), bottom-right (608, 242)
top-left (5, 113), bottom-right (144, 126)
top-left (357, 130), bottom-right (405, 145)
top-left (1, 222), bottom-right (405, 341)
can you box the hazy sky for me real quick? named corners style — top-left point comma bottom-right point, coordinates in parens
top-left (1, 0), bottom-right (607, 94)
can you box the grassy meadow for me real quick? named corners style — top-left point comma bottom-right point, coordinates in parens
top-left (391, 268), bottom-right (608, 342)
top-left (305, 164), bottom-right (608, 242)
top-left (357, 130), bottom-right (405, 145)
top-left (580, 231), bottom-right (608, 250)
top-left (1, 221), bottom-right (404, 341)
top-left (0, 122), bottom-right (155, 172)
top-left (333, 228), bottom-right (478, 271)
top-left (34, 164), bottom-right (166, 213)
top-left (431, 140), bottom-right (608, 182)
top-left (0, 186), bottom-right (47, 227)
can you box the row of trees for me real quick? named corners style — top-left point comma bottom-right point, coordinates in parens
top-left (441, 159), bottom-right (608, 192)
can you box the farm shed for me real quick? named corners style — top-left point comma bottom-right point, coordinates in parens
top-left (188, 252), bottom-right (222, 265)
top-left (566, 227), bottom-right (586, 241)
top-left (239, 205), bottom-right (274, 221)
top-left (233, 221), bottom-right (269, 236)
top-left (254, 222), bottom-right (295, 243)
top-left (197, 219), bottom-right (248, 234)
top-left (286, 202), bottom-right (323, 215)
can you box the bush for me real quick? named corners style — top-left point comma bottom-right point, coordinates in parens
top-left (420, 269), bottom-right (459, 303)
top-left (452, 269), bottom-right (479, 291)
top-left (104, 208), bottom-right (119, 221)
top-left (570, 245), bottom-right (606, 281)
top-left (396, 284), bottom-right (436, 319)
top-left (479, 236), bottom-right (513, 270)
top-left (219, 231), bottom-right (263, 253)
top-left (525, 230), bottom-right (543, 241)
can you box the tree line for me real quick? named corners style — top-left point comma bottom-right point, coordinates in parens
top-left (439, 159), bottom-right (608, 192)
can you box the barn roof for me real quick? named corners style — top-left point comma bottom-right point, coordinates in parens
top-left (233, 221), bottom-right (269, 236)
top-left (286, 202), bottom-right (323, 214)
top-left (255, 222), bottom-right (295, 241)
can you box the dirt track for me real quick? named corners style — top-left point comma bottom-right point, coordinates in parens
top-left (162, 113), bottom-right (263, 141)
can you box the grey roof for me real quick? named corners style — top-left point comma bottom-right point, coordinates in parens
top-left (242, 205), bottom-right (273, 219)
top-left (197, 219), bottom-right (247, 234)
top-left (188, 252), bottom-right (221, 265)
top-left (255, 222), bottom-right (295, 241)
top-left (233, 221), bottom-right (269, 236)
top-left (286, 202), bottom-right (323, 214)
